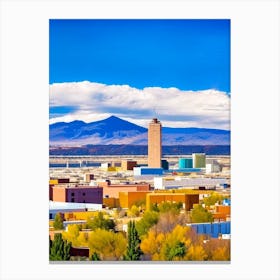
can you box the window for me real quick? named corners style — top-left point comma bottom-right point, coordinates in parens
top-left (82, 192), bottom-right (85, 196)
top-left (71, 198), bottom-right (75, 202)
top-left (71, 193), bottom-right (75, 196)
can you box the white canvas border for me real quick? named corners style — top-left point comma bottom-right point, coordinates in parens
top-left (0, 0), bottom-right (279, 279)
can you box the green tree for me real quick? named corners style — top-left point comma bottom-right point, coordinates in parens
top-left (53, 213), bottom-right (64, 230)
top-left (90, 252), bottom-right (101, 261)
top-left (140, 224), bottom-right (191, 261)
top-left (191, 205), bottom-right (213, 223)
top-left (49, 235), bottom-right (52, 255)
top-left (135, 211), bottom-right (159, 238)
top-left (164, 241), bottom-right (186, 261)
top-left (125, 221), bottom-right (142, 260)
top-left (158, 201), bottom-right (183, 214)
top-left (49, 233), bottom-right (71, 261)
top-left (86, 212), bottom-right (115, 231)
top-left (203, 192), bottom-right (224, 206)
top-left (151, 203), bottom-right (159, 212)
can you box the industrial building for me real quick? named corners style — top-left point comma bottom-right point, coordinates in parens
top-left (192, 153), bottom-right (206, 168)
top-left (190, 221), bottom-right (231, 239)
top-left (205, 158), bottom-right (221, 173)
top-left (148, 118), bottom-right (162, 168)
top-left (178, 158), bottom-right (193, 169)
top-left (154, 177), bottom-right (227, 190)
top-left (133, 167), bottom-right (164, 176)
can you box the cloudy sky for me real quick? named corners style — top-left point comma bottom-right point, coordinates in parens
top-left (49, 19), bottom-right (230, 129)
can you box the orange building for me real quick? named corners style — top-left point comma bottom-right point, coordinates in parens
top-left (49, 178), bottom-right (70, 200)
top-left (99, 181), bottom-right (150, 198)
top-left (148, 118), bottom-right (162, 168)
top-left (119, 191), bottom-right (150, 208)
top-left (146, 193), bottom-right (199, 211)
top-left (103, 197), bottom-right (120, 208)
top-left (213, 205), bottom-right (231, 221)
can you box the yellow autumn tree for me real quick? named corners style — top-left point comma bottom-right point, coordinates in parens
top-left (88, 229), bottom-right (127, 260)
top-left (76, 231), bottom-right (89, 247)
top-left (127, 205), bottom-right (140, 217)
top-left (212, 247), bottom-right (230, 260)
top-left (140, 230), bottom-right (165, 260)
top-left (159, 225), bottom-right (192, 261)
top-left (141, 225), bottom-right (194, 261)
top-left (203, 239), bottom-right (230, 261)
top-left (62, 224), bottom-right (81, 247)
top-left (185, 244), bottom-right (208, 261)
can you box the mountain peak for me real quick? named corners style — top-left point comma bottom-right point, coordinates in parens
top-left (105, 115), bottom-right (120, 121)
top-left (107, 115), bottom-right (118, 119)
top-left (50, 116), bottom-right (230, 145)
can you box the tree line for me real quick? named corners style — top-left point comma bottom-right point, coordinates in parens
top-left (50, 199), bottom-right (230, 261)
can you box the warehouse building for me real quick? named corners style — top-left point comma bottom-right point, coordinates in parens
top-left (154, 177), bottom-right (227, 190)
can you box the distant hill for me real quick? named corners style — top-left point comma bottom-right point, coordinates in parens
top-left (50, 115), bottom-right (230, 145)
top-left (50, 115), bottom-right (147, 145)
top-left (49, 145), bottom-right (230, 156)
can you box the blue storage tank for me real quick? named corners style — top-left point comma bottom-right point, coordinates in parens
top-left (178, 158), bottom-right (193, 169)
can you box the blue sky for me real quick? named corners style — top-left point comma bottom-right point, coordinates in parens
top-left (49, 19), bottom-right (230, 129)
top-left (50, 19), bottom-right (230, 91)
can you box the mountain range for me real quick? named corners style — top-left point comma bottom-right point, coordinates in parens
top-left (49, 115), bottom-right (230, 145)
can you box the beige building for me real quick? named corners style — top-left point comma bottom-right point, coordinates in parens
top-left (192, 153), bottom-right (206, 168)
top-left (148, 118), bottom-right (162, 168)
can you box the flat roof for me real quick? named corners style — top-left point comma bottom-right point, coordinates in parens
top-left (49, 201), bottom-right (102, 210)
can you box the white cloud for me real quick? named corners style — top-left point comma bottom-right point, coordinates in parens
top-left (50, 81), bottom-right (230, 129)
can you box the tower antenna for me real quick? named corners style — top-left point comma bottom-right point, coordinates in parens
top-left (153, 107), bottom-right (158, 118)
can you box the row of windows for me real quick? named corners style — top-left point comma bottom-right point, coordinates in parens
top-left (71, 192), bottom-right (86, 196)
